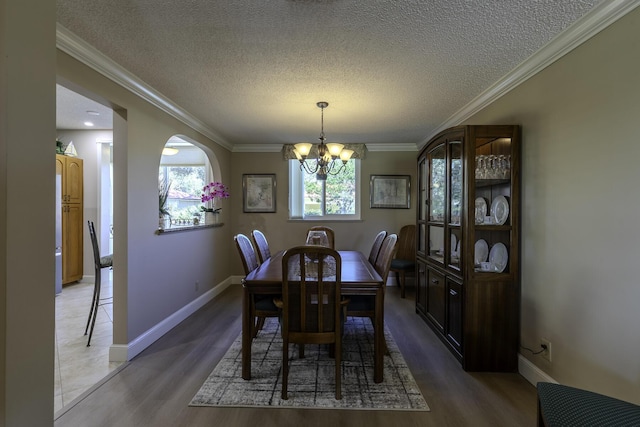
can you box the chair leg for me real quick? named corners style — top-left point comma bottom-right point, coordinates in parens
top-left (399, 271), bottom-right (406, 298)
top-left (335, 337), bottom-right (341, 400)
top-left (368, 316), bottom-right (389, 355)
top-left (282, 339), bottom-right (289, 400)
top-left (86, 268), bottom-right (101, 347)
top-left (84, 267), bottom-right (100, 335)
top-left (253, 316), bottom-right (266, 337)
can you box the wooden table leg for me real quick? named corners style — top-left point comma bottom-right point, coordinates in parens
top-left (241, 284), bottom-right (252, 380)
top-left (374, 287), bottom-right (384, 383)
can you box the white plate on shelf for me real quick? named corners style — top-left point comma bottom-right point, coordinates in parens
top-left (474, 239), bottom-right (488, 265)
top-left (475, 197), bottom-right (487, 224)
top-left (490, 195), bottom-right (509, 225)
top-left (489, 243), bottom-right (508, 272)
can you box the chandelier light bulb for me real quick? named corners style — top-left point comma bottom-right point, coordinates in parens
top-left (294, 142), bottom-right (312, 158)
top-left (339, 149), bottom-right (354, 162)
top-left (326, 143), bottom-right (344, 157)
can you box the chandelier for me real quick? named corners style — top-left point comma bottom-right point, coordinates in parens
top-left (293, 102), bottom-right (354, 181)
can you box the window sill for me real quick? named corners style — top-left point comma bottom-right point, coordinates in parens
top-left (287, 218), bottom-right (363, 223)
top-left (156, 223), bottom-right (224, 235)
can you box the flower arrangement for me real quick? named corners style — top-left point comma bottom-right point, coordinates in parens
top-left (201, 181), bottom-right (230, 213)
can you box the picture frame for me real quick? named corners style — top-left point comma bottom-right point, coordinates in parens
top-left (242, 174), bottom-right (277, 213)
top-left (370, 175), bottom-right (411, 209)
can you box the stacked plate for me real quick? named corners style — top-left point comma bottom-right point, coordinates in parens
top-left (474, 240), bottom-right (509, 272)
top-left (489, 243), bottom-right (508, 272)
top-left (474, 239), bottom-right (488, 264)
top-left (490, 195), bottom-right (509, 225)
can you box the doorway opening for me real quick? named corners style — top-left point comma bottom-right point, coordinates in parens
top-left (55, 83), bottom-right (121, 414)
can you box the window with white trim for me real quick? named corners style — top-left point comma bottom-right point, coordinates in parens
top-left (289, 159), bottom-right (361, 220)
top-left (159, 141), bottom-right (213, 223)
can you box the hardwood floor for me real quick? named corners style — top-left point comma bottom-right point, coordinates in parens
top-left (54, 283), bottom-right (537, 427)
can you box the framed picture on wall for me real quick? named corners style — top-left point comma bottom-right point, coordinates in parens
top-left (242, 174), bottom-right (277, 213)
top-left (370, 175), bottom-right (411, 209)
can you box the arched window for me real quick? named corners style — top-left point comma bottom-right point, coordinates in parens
top-left (159, 135), bottom-right (218, 226)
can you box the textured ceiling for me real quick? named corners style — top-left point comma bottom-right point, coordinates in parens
top-left (56, 0), bottom-right (602, 148)
top-left (57, 85), bottom-right (113, 130)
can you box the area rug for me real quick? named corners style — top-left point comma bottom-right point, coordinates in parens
top-left (190, 316), bottom-right (429, 411)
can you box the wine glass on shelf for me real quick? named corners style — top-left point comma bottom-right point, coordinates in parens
top-left (475, 155), bottom-right (485, 179)
top-left (486, 155), bottom-right (497, 179)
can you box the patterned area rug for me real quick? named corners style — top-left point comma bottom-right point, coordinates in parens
top-left (190, 316), bottom-right (429, 411)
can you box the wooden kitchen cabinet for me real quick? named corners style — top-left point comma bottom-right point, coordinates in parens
top-left (57, 155), bottom-right (83, 284)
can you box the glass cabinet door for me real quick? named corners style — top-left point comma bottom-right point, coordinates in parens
top-left (448, 141), bottom-right (462, 270)
top-left (417, 157), bottom-right (427, 257)
top-left (473, 136), bottom-right (513, 274)
top-left (429, 225), bottom-right (444, 263)
top-left (428, 144), bottom-right (445, 265)
top-left (450, 142), bottom-right (462, 226)
top-left (418, 156), bottom-right (427, 222)
top-left (429, 144), bottom-right (445, 222)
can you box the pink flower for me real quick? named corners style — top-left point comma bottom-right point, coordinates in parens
top-left (202, 181), bottom-right (230, 212)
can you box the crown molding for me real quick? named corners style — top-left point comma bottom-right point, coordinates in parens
top-left (56, 24), bottom-right (234, 151)
top-left (232, 144), bottom-right (284, 153)
top-left (365, 143), bottom-right (418, 152)
top-left (232, 142), bottom-right (417, 153)
top-left (418, 0), bottom-right (640, 150)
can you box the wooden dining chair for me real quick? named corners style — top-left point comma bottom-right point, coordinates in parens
top-left (234, 233), bottom-right (279, 337)
top-left (251, 229), bottom-right (271, 264)
top-left (306, 226), bottom-right (335, 249)
top-left (85, 221), bottom-right (113, 347)
top-left (346, 233), bottom-right (397, 359)
top-left (279, 246), bottom-right (343, 400)
top-left (390, 224), bottom-right (416, 298)
top-left (347, 233), bottom-right (397, 320)
top-left (368, 230), bottom-right (387, 265)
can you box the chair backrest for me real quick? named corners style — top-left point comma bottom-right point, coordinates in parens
top-left (306, 226), bottom-right (335, 249)
top-left (251, 229), bottom-right (271, 264)
top-left (88, 221), bottom-right (101, 268)
top-left (374, 234), bottom-right (398, 284)
top-left (395, 224), bottom-right (416, 260)
top-left (281, 246), bottom-right (342, 336)
top-left (234, 233), bottom-right (259, 275)
top-left (368, 230), bottom-right (387, 265)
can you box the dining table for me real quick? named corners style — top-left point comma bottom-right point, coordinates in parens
top-left (242, 249), bottom-right (386, 383)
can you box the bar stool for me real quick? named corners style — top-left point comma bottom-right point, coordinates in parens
top-left (85, 221), bottom-right (113, 347)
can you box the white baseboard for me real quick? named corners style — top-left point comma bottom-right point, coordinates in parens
top-left (109, 277), bottom-right (236, 362)
top-left (518, 353), bottom-right (557, 386)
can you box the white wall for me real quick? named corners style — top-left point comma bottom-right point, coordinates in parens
top-left (466, 7), bottom-right (640, 404)
top-left (56, 51), bottom-right (234, 353)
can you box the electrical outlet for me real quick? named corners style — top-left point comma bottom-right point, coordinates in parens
top-left (540, 338), bottom-right (552, 362)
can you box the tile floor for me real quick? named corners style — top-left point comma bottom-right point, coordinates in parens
top-left (54, 273), bottom-right (123, 414)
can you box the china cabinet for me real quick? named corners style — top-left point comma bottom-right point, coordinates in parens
top-left (56, 154), bottom-right (84, 284)
top-left (416, 125), bottom-right (520, 371)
